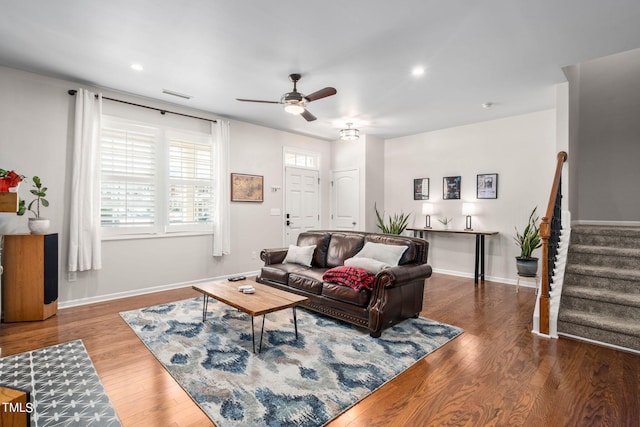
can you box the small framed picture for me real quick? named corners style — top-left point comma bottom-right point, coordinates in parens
top-left (413, 178), bottom-right (429, 200)
top-left (477, 173), bottom-right (498, 199)
top-left (231, 173), bottom-right (264, 202)
top-left (443, 176), bottom-right (461, 200)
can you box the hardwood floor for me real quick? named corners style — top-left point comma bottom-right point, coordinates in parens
top-left (1, 273), bottom-right (638, 426)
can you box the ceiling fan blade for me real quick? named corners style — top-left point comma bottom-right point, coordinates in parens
top-left (304, 87), bottom-right (337, 102)
top-left (301, 109), bottom-right (317, 122)
top-left (236, 98), bottom-right (281, 104)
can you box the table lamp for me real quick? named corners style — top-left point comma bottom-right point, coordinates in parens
top-left (422, 203), bottom-right (434, 229)
top-left (462, 203), bottom-right (476, 231)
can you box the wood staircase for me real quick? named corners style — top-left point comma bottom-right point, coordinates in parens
top-left (557, 225), bottom-right (640, 352)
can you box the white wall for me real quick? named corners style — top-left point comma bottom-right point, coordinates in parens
top-left (566, 48), bottom-right (640, 223)
top-left (0, 65), bottom-right (330, 306)
top-left (384, 110), bottom-right (557, 283)
top-left (364, 135), bottom-right (385, 232)
top-left (330, 134), bottom-right (385, 232)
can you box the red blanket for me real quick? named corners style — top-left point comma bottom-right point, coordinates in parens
top-left (322, 266), bottom-right (375, 291)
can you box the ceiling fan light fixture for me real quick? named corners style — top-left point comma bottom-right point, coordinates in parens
top-left (339, 123), bottom-right (360, 141)
top-left (284, 103), bottom-right (305, 115)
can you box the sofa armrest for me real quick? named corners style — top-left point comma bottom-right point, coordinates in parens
top-left (260, 248), bottom-right (288, 265)
top-left (376, 263), bottom-right (433, 288)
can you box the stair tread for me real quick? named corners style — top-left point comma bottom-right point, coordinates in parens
top-left (572, 225), bottom-right (640, 236)
top-left (563, 287), bottom-right (640, 307)
top-left (565, 264), bottom-right (640, 281)
top-left (558, 308), bottom-right (640, 337)
top-left (570, 244), bottom-right (640, 257)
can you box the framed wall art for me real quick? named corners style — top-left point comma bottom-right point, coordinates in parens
top-left (443, 176), bottom-right (461, 200)
top-left (231, 173), bottom-right (264, 202)
top-left (477, 173), bottom-right (498, 199)
top-left (413, 178), bottom-right (429, 200)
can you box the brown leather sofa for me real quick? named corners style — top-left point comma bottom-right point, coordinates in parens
top-left (257, 230), bottom-right (432, 337)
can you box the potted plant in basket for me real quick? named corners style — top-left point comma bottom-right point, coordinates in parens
top-left (514, 207), bottom-right (542, 277)
top-left (17, 175), bottom-right (51, 234)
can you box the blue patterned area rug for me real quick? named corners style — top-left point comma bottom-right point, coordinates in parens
top-left (120, 297), bottom-right (463, 427)
top-left (0, 340), bottom-right (122, 426)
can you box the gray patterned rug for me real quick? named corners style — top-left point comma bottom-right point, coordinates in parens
top-left (0, 340), bottom-right (121, 426)
top-left (120, 297), bottom-right (463, 427)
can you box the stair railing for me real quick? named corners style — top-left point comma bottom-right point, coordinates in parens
top-left (539, 151), bottom-right (568, 335)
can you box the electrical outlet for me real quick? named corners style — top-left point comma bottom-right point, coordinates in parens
top-left (68, 271), bottom-right (77, 282)
top-left (251, 251), bottom-right (257, 260)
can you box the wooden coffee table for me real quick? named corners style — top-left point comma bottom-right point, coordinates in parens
top-left (192, 279), bottom-right (309, 353)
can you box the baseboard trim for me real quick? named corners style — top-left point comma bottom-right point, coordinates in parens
top-left (572, 220), bottom-right (640, 227)
top-left (430, 268), bottom-right (535, 288)
top-left (58, 270), bottom-right (261, 309)
top-left (558, 332), bottom-right (640, 355)
top-left (531, 330), bottom-right (554, 339)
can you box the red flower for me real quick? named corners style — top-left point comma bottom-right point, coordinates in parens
top-left (0, 170), bottom-right (23, 192)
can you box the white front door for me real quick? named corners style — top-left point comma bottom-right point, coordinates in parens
top-left (331, 169), bottom-right (359, 230)
top-left (285, 167), bottom-right (320, 245)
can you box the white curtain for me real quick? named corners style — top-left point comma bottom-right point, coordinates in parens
top-left (212, 120), bottom-right (231, 256)
top-left (69, 88), bottom-right (102, 271)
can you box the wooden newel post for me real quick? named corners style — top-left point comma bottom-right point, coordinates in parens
top-left (539, 217), bottom-right (551, 335)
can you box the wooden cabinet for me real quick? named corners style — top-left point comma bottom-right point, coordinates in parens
top-left (0, 386), bottom-right (30, 426)
top-left (2, 234), bottom-right (58, 322)
top-left (0, 192), bottom-right (18, 212)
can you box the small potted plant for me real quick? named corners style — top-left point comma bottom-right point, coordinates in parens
top-left (514, 207), bottom-right (542, 277)
top-left (17, 176), bottom-right (51, 234)
top-left (438, 217), bottom-right (453, 229)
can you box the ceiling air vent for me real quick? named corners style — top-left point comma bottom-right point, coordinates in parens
top-left (162, 89), bottom-right (193, 100)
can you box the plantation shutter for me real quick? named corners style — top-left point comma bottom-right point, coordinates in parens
top-left (100, 123), bottom-right (159, 234)
top-left (166, 132), bottom-right (214, 232)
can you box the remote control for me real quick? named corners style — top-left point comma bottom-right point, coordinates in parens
top-left (228, 276), bottom-right (246, 282)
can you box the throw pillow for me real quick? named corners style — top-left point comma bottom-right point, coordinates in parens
top-left (283, 244), bottom-right (316, 267)
top-left (322, 266), bottom-right (375, 291)
top-left (344, 256), bottom-right (391, 274)
top-left (354, 242), bottom-right (408, 266)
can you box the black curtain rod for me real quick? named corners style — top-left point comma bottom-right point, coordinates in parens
top-left (67, 89), bottom-right (217, 123)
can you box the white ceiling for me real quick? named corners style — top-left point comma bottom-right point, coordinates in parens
top-left (1, 0), bottom-right (640, 141)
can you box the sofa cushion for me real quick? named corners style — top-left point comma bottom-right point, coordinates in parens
top-left (321, 283), bottom-right (371, 307)
top-left (288, 268), bottom-right (325, 294)
top-left (344, 256), bottom-right (390, 273)
top-left (322, 266), bottom-right (375, 291)
top-left (365, 234), bottom-right (418, 265)
top-left (284, 244), bottom-right (316, 267)
top-left (354, 241), bottom-right (408, 266)
top-left (260, 263), bottom-right (307, 285)
top-left (326, 233), bottom-right (365, 267)
top-left (297, 232), bottom-right (331, 267)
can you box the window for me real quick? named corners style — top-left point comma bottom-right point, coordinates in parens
top-left (100, 117), bottom-right (215, 237)
top-left (284, 150), bottom-right (318, 169)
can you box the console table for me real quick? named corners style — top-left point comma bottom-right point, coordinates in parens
top-left (407, 228), bottom-right (499, 284)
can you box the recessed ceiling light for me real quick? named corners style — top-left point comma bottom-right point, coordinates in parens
top-left (411, 66), bottom-right (425, 77)
top-left (482, 102), bottom-right (494, 109)
top-left (131, 63), bottom-right (144, 71)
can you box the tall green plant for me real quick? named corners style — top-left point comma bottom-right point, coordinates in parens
top-left (374, 203), bottom-right (410, 235)
top-left (514, 207), bottom-right (542, 259)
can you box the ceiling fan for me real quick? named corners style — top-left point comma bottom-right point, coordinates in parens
top-left (236, 73), bottom-right (337, 122)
